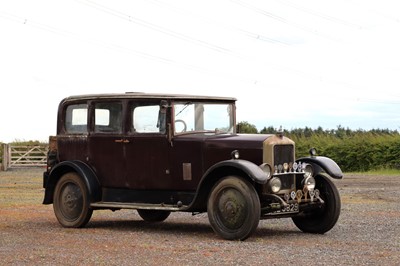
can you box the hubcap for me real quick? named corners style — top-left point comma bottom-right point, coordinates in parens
top-left (217, 188), bottom-right (246, 230)
top-left (59, 183), bottom-right (83, 220)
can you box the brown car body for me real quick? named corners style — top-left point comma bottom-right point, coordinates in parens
top-left (43, 93), bottom-right (343, 240)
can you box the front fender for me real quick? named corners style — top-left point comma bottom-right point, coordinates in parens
top-left (43, 160), bottom-right (101, 204)
top-left (184, 159), bottom-right (268, 212)
top-left (204, 159), bottom-right (269, 185)
top-left (296, 156), bottom-right (343, 179)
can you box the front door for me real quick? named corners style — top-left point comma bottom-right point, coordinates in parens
top-left (124, 101), bottom-right (171, 189)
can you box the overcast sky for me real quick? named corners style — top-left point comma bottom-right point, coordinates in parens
top-left (1, 0), bottom-right (400, 142)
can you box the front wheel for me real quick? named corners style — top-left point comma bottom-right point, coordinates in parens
top-left (292, 175), bottom-right (341, 234)
top-left (53, 172), bottom-right (93, 228)
top-left (207, 176), bottom-right (260, 240)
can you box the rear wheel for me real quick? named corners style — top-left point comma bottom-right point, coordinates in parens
top-left (207, 176), bottom-right (260, 240)
top-left (53, 172), bottom-right (93, 228)
top-left (292, 175), bottom-right (341, 234)
top-left (137, 210), bottom-right (171, 222)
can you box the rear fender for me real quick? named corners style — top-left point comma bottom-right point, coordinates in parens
top-left (43, 160), bottom-right (101, 204)
top-left (296, 156), bottom-right (343, 179)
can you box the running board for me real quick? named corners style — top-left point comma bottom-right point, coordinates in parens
top-left (90, 201), bottom-right (187, 211)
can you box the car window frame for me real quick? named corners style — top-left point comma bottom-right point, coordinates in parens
top-left (128, 99), bottom-right (169, 135)
top-left (88, 100), bottom-right (126, 135)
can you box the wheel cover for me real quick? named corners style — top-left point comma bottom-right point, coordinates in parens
top-left (215, 188), bottom-right (247, 230)
top-left (58, 182), bottom-right (83, 221)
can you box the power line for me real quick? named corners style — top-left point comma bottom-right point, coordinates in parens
top-left (148, 0), bottom-right (291, 46)
top-left (74, 0), bottom-right (346, 86)
top-left (276, 0), bottom-right (363, 29)
top-left (2, 5), bottom-right (396, 108)
top-left (0, 11), bottom-right (185, 67)
top-left (0, 11), bottom-right (263, 87)
top-left (74, 0), bottom-right (357, 86)
top-left (230, 0), bottom-right (341, 42)
top-left (76, 0), bottom-right (237, 55)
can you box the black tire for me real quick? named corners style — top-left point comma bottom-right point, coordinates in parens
top-left (53, 172), bottom-right (93, 228)
top-left (207, 176), bottom-right (260, 240)
top-left (292, 175), bottom-right (341, 234)
top-left (137, 209), bottom-right (171, 222)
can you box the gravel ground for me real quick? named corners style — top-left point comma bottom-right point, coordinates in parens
top-left (0, 168), bottom-right (399, 265)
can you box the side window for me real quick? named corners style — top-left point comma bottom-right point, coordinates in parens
top-left (132, 104), bottom-right (166, 133)
top-left (94, 102), bottom-right (123, 133)
top-left (174, 103), bottom-right (195, 132)
top-left (65, 104), bottom-right (88, 134)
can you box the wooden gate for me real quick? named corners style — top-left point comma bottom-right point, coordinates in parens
top-left (1, 144), bottom-right (48, 171)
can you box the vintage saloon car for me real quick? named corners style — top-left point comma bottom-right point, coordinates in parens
top-left (43, 93), bottom-right (343, 240)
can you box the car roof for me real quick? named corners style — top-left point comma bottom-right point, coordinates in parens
top-left (61, 92), bottom-right (236, 103)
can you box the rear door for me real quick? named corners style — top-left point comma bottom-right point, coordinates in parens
top-left (88, 100), bottom-right (126, 188)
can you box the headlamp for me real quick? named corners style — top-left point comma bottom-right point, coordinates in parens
top-left (304, 176), bottom-right (316, 191)
top-left (303, 163), bottom-right (313, 178)
top-left (269, 177), bottom-right (282, 193)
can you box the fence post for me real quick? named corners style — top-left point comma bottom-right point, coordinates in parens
top-left (2, 144), bottom-right (9, 171)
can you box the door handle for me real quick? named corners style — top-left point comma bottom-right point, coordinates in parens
top-left (115, 139), bottom-right (130, 143)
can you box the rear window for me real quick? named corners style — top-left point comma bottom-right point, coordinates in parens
top-left (65, 104), bottom-right (88, 134)
top-left (94, 102), bottom-right (123, 133)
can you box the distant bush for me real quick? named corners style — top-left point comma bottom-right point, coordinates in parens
top-left (257, 125), bottom-right (400, 172)
top-left (293, 132), bottom-right (400, 172)
top-left (237, 121), bottom-right (258, 133)
top-left (9, 140), bottom-right (45, 146)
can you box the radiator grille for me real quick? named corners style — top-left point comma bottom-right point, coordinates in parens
top-left (279, 174), bottom-right (295, 191)
top-left (273, 144), bottom-right (294, 166)
top-left (274, 144), bottom-right (295, 191)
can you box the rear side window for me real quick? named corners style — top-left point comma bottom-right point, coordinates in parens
top-left (94, 102), bottom-right (123, 133)
top-left (65, 104), bottom-right (88, 134)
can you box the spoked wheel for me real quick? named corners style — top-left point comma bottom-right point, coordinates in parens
top-left (53, 172), bottom-right (93, 228)
top-left (207, 176), bottom-right (260, 240)
top-left (137, 210), bottom-right (171, 222)
top-left (292, 174), bottom-right (341, 234)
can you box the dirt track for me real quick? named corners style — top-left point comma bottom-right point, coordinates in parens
top-left (0, 168), bottom-right (399, 265)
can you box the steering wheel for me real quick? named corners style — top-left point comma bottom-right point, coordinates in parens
top-left (175, 119), bottom-right (187, 132)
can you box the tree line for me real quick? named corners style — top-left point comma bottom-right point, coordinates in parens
top-left (237, 122), bottom-right (400, 172)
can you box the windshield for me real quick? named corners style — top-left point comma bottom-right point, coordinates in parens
top-left (174, 102), bottom-right (235, 134)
